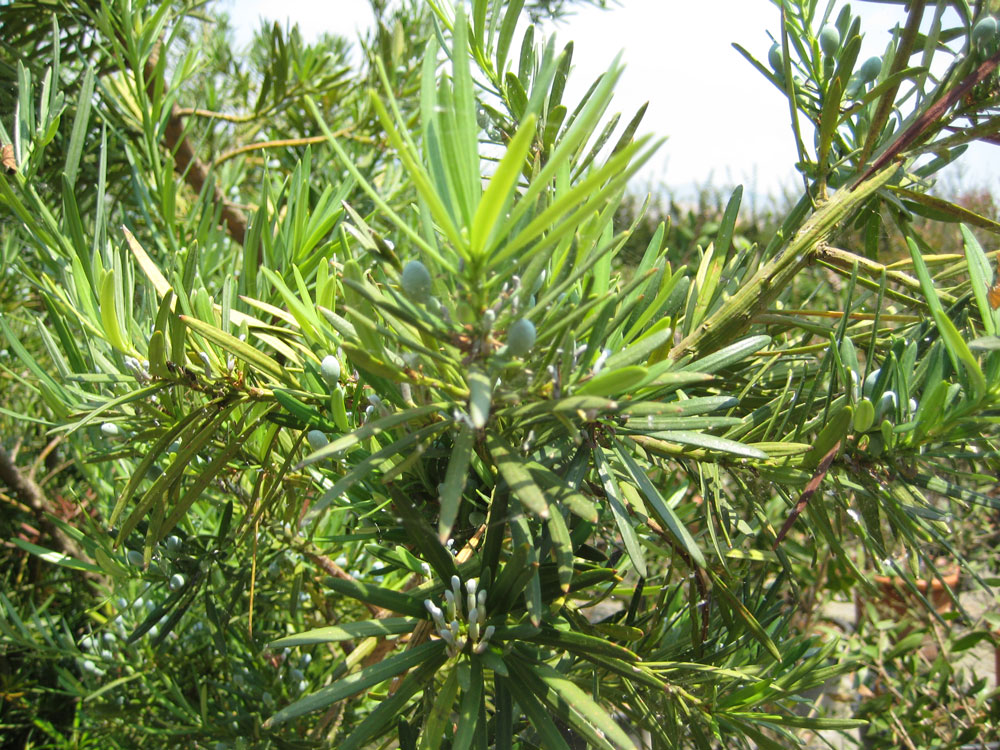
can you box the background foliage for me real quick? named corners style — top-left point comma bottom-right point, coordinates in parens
top-left (2, 0), bottom-right (1000, 748)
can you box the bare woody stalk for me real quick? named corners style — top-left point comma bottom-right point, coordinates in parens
top-left (142, 48), bottom-right (249, 246)
top-left (670, 165), bottom-right (899, 361)
top-left (0, 446), bottom-right (104, 584)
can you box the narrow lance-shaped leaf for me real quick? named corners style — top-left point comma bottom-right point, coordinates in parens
top-left (439, 421), bottom-right (476, 542)
top-left (508, 656), bottom-right (638, 750)
top-left (299, 404), bottom-right (445, 467)
top-left (422, 667), bottom-right (461, 750)
top-left (907, 236), bottom-right (986, 400)
top-left (270, 618), bottom-right (419, 648)
top-left (593, 444), bottom-right (647, 577)
top-left (386, 483), bottom-right (459, 581)
top-left (263, 640), bottom-right (445, 728)
top-left (181, 315), bottom-right (285, 383)
top-left (707, 569), bottom-right (781, 661)
top-left (612, 438), bottom-right (705, 567)
top-left (961, 223), bottom-right (999, 337)
top-left (474, 113), bottom-right (537, 257)
top-left (487, 432), bottom-right (550, 519)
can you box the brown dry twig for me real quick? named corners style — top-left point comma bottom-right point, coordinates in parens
top-left (142, 51), bottom-right (249, 245)
top-left (0, 445), bottom-right (103, 584)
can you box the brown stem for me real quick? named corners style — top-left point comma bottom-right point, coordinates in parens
top-left (0, 446), bottom-right (103, 584)
top-left (162, 105), bottom-right (248, 245)
top-left (213, 130), bottom-right (374, 167)
top-left (174, 107), bottom-right (259, 123)
top-left (773, 441), bottom-right (841, 549)
top-left (142, 52), bottom-right (248, 246)
top-left (858, 48), bottom-right (1000, 184)
top-left (305, 551), bottom-right (384, 618)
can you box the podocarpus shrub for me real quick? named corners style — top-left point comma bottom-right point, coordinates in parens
top-left (2, 0), bottom-right (1000, 747)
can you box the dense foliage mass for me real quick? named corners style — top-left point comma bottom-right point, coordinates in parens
top-left (2, 1), bottom-right (1000, 748)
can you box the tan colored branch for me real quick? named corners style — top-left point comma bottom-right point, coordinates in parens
top-left (213, 130), bottom-right (373, 167)
top-left (143, 52), bottom-right (248, 246)
top-left (162, 104), bottom-right (249, 245)
top-left (174, 107), bottom-right (258, 123)
top-left (0, 446), bottom-right (102, 583)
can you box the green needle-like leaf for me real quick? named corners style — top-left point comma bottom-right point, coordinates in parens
top-left (264, 640), bottom-right (445, 728)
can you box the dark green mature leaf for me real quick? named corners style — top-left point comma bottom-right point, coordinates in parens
top-left (264, 640), bottom-right (446, 727)
top-left (612, 438), bottom-right (705, 567)
top-left (339, 655), bottom-right (448, 750)
top-left (508, 655), bottom-right (638, 750)
top-left (269, 618), bottom-right (419, 647)
top-left (322, 577), bottom-right (428, 618)
top-left (594, 444), bottom-right (647, 577)
top-left (488, 432), bottom-right (550, 518)
top-left (386, 483), bottom-right (460, 581)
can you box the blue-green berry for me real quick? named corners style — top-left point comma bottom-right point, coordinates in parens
top-left (768, 43), bottom-right (783, 72)
top-left (306, 430), bottom-right (329, 452)
top-left (974, 16), bottom-right (999, 55)
top-left (320, 355), bottom-right (341, 385)
top-left (819, 24), bottom-right (840, 57)
top-left (506, 319), bottom-right (536, 357)
top-left (401, 260), bottom-right (432, 303)
top-left (859, 56), bottom-right (882, 83)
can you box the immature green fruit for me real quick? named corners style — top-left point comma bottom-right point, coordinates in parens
top-left (401, 259), bottom-right (432, 303)
top-left (306, 429), bottom-right (329, 452)
top-left (168, 574), bottom-right (185, 592)
top-left (320, 355), bottom-right (341, 385)
top-left (506, 318), bottom-right (536, 357)
top-left (819, 24), bottom-right (840, 56)
top-left (854, 398), bottom-right (876, 433)
top-left (859, 56), bottom-right (882, 83)
top-left (126, 549), bottom-right (144, 567)
top-left (862, 367), bottom-right (881, 398)
top-left (768, 43), bottom-right (783, 72)
top-left (973, 16), bottom-right (999, 55)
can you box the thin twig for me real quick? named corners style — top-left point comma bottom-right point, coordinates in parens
top-left (143, 47), bottom-right (249, 245)
top-left (174, 107), bottom-right (259, 123)
top-left (857, 48), bottom-right (1000, 183)
top-left (0, 446), bottom-right (103, 583)
top-left (773, 441), bottom-right (841, 549)
top-left (212, 130), bottom-right (372, 167)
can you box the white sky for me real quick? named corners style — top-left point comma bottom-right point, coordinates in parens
top-left (225, 1), bottom-right (1000, 201)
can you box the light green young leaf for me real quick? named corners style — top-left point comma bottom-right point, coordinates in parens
top-left (472, 113), bottom-right (536, 256)
top-left (907, 236), bottom-right (986, 400)
top-left (422, 667), bottom-right (461, 750)
top-left (180, 315), bottom-right (286, 383)
top-left (961, 223), bottom-right (999, 337)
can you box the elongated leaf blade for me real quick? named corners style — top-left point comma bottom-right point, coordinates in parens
top-left (263, 640), bottom-right (445, 727)
top-left (594, 444), bottom-right (647, 577)
top-left (487, 432), bottom-right (550, 518)
top-left (269, 618), bottom-right (419, 648)
top-left (613, 438), bottom-right (705, 567)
